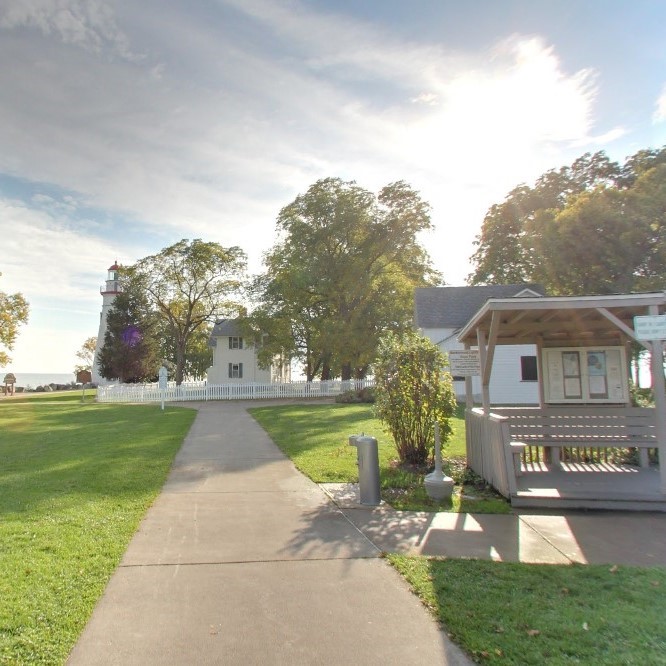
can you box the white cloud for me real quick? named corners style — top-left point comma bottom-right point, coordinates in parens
top-left (0, 0), bottom-right (136, 59)
top-left (0, 7), bottom-right (598, 242)
top-left (0, 199), bottom-right (126, 303)
top-left (571, 126), bottom-right (627, 148)
top-left (654, 87), bottom-right (666, 123)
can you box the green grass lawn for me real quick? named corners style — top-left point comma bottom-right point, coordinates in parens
top-left (0, 392), bottom-right (196, 665)
top-left (388, 556), bottom-right (666, 665)
top-left (249, 402), bottom-right (509, 512)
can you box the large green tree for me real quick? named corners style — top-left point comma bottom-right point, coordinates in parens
top-left (246, 178), bottom-right (440, 381)
top-left (468, 149), bottom-right (655, 293)
top-left (0, 272), bottom-right (29, 367)
top-left (157, 321), bottom-right (213, 381)
top-left (131, 239), bottom-right (246, 384)
top-left (97, 289), bottom-right (162, 383)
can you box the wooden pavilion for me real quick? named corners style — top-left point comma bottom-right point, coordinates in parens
top-left (457, 292), bottom-right (666, 511)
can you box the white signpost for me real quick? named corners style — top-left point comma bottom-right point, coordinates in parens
top-left (634, 314), bottom-right (666, 341)
top-left (448, 349), bottom-right (481, 377)
top-left (158, 366), bottom-right (168, 411)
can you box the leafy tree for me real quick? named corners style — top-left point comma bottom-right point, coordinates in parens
top-left (157, 321), bottom-right (213, 381)
top-left (374, 331), bottom-right (457, 466)
top-left (626, 163), bottom-right (666, 291)
top-left (74, 336), bottom-right (97, 374)
top-left (527, 187), bottom-right (644, 294)
top-left (247, 178), bottom-right (440, 381)
top-left (131, 239), bottom-right (246, 385)
top-left (620, 147), bottom-right (666, 186)
top-left (469, 146), bottom-right (666, 295)
top-left (0, 272), bottom-right (29, 367)
top-left (97, 288), bottom-right (162, 383)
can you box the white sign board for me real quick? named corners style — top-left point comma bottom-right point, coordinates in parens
top-left (448, 349), bottom-right (481, 376)
top-left (634, 315), bottom-right (666, 341)
top-left (158, 366), bottom-right (168, 390)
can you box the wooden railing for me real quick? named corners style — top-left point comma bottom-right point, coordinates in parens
top-left (96, 379), bottom-right (375, 403)
top-left (466, 405), bottom-right (660, 499)
top-left (466, 408), bottom-right (515, 497)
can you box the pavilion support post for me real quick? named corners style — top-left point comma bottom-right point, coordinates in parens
top-left (650, 340), bottom-right (666, 493)
top-left (464, 343), bottom-right (473, 409)
top-left (536, 335), bottom-right (545, 408)
top-left (477, 328), bottom-right (490, 414)
top-left (625, 339), bottom-right (635, 406)
top-left (649, 306), bottom-right (666, 493)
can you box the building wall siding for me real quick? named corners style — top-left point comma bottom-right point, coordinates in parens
top-left (420, 327), bottom-right (539, 405)
top-left (207, 339), bottom-right (272, 384)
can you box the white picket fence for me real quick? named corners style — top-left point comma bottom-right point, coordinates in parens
top-left (96, 379), bottom-right (375, 403)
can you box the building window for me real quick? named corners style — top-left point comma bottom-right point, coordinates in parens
top-left (521, 356), bottom-right (538, 381)
top-left (229, 336), bottom-right (243, 349)
top-left (228, 363), bottom-right (243, 379)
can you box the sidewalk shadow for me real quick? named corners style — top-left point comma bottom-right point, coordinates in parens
top-left (340, 508), bottom-right (576, 564)
top-left (278, 502), bottom-right (382, 567)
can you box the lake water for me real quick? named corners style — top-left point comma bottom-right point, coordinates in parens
top-left (5, 372), bottom-right (77, 388)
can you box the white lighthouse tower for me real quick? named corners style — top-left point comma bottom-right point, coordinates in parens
top-left (92, 261), bottom-right (121, 385)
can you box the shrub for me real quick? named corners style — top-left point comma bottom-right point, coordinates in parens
top-left (374, 331), bottom-right (457, 466)
top-left (334, 387), bottom-right (376, 403)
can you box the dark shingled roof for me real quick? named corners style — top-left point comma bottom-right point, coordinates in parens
top-left (209, 319), bottom-right (242, 347)
top-left (414, 285), bottom-right (545, 329)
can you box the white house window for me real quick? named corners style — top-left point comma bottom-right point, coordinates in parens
top-left (229, 337), bottom-right (243, 349)
top-left (228, 363), bottom-right (243, 379)
top-left (520, 356), bottom-right (538, 381)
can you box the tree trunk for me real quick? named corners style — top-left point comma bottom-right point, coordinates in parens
top-left (341, 362), bottom-right (352, 381)
top-left (175, 340), bottom-right (186, 386)
top-left (354, 365), bottom-right (368, 379)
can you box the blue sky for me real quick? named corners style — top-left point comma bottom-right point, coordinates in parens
top-left (1, 0), bottom-right (665, 373)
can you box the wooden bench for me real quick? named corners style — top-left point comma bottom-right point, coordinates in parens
top-left (494, 407), bottom-right (657, 471)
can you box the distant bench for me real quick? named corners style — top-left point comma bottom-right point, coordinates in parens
top-left (492, 406), bottom-right (657, 472)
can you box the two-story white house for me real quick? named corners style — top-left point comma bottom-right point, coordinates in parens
top-left (415, 285), bottom-right (545, 404)
top-left (206, 319), bottom-right (291, 385)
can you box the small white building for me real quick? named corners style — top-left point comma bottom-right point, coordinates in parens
top-left (414, 285), bottom-right (544, 404)
top-left (206, 319), bottom-right (291, 385)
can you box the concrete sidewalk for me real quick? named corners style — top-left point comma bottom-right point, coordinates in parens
top-left (67, 402), bottom-right (472, 666)
top-left (68, 401), bottom-right (666, 665)
top-left (323, 484), bottom-right (666, 567)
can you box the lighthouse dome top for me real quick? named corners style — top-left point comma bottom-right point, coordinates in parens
top-left (108, 261), bottom-right (119, 271)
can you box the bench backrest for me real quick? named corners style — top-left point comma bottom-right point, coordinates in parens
top-left (492, 406), bottom-right (656, 443)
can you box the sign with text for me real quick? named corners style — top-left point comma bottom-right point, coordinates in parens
top-left (448, 349), bottom-right (481, 376)
top-left (634, 314), bottom-right (666, 341)
top-left (158, 366), bottom-right (168, 390)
